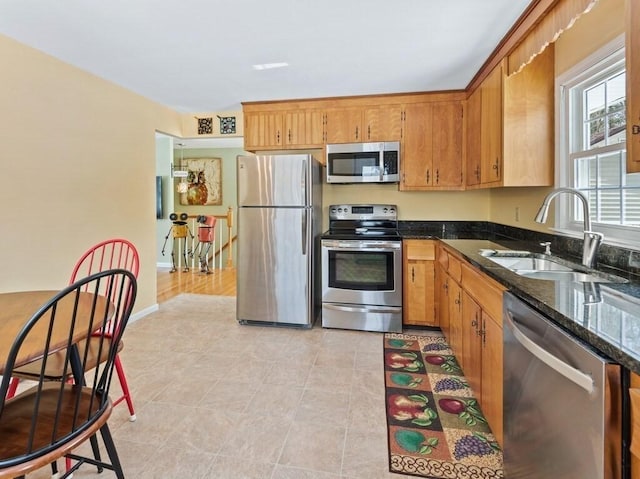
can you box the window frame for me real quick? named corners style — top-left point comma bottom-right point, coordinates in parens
top-left (555, 34), bottom-right (639, 249)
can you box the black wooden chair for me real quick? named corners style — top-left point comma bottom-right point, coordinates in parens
top-left (0, 268), bottom-right (137, 479)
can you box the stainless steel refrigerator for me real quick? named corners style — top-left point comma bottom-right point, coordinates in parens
top-left (236, 154), bottom-right (322, 327)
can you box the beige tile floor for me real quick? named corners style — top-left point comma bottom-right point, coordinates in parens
top-left (24, 294), bottom-right (416, 479)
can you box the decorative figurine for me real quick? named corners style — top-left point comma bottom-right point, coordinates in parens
top-left (162, 212), bottom-right (194, 272)
top-left (192, 215), bottom-right (217, 273)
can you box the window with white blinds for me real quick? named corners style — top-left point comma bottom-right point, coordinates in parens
top-left (557, 36), bottom-right (640, 247)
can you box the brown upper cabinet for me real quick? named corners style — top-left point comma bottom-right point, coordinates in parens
top-left (466, 46), bottom-right (555, 188)
top-left (243, 109), bottom-right (325, 150)
top-left (243, 110), bottom-right (284, 150)
top-left (324, 105), bottom-right (404, 143)
top-left (627, 0), bottom-right (640, 173)
top-left (363, 105), bottom-right (403, 142)
top-left (400, 100), bottom-right (464, 190)
top-left (324, 108), bottom-right (364, 143)
top-left (283, 110), bottom-right (325, 148)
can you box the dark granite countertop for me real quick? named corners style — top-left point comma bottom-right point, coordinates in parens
top-left (420, 235), bottom-right (640, 375)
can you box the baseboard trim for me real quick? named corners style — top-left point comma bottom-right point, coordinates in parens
top-left (130, 303), bottom-right (159, 323)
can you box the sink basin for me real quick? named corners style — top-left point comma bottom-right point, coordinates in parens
top-left (483, 252), bottom-right (627, 284)
top-left (486, 257), bottom-right (573, 272)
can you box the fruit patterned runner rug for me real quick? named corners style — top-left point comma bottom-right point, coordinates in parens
top-left (384, 331), bottom-right (503, 478)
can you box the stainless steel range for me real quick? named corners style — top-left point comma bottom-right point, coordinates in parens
top-left (321, 204), bottom-right (402, 333)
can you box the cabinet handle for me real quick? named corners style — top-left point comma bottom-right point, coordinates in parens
top-left (436, 169), bottom-right (440, 184)
top-left (493, 159), bottom-right (499, 177)
top-left (426, 169), bottom-right (430, 184)
top-left (367, 125), bottom-right (371, 139)
top-left (632, 125), bottom-right (640, 135)
top-left (355, 126), bottom-right (359, 140)
top-left (277, 130), bottom-right (281, 144)
top-left (475, 166), bottom-right (480, 181)
top-left (288, 129), bottom-right (292, 142)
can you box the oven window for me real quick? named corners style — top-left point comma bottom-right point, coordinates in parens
top-left (328, 250), bottom-right (394, 291)
top-left (329, 153), bottom-right (380, 177)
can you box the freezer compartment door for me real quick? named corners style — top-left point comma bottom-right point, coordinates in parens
top-left (237, 154), bottom-right (311, 207)
top-left (237, 207), bottom-right (313, 326)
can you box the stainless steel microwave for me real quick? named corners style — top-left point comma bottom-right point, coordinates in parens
top-left (326, 141), bottom-right (400, 184)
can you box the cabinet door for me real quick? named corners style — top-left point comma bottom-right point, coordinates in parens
top-left (436, 264), bottom-right (450, 338)
top-left (400, 103), bottom-right (433, 189)
top-left (363, 105), bottom-right (403, 141)
top-left (466, 88), bottom-right (482, 187)
top-left (502, 46), bottom-right (554, 186)
top-left (284, 110), bottom-right (324, 148)
top-left (481, 313), bottom-right (503, 446)
top-left (630, 372), bottom-right (640, 478)
top-left (447, 279), bottom-right (463, 370)
top-left (627, 0), bottom-right (640, 173)
top-left (403, 240), bottom-right (436, 326)
top-left (325, 108), bottom-right (363, 143)
top-left (480, 63), bottom-right (503, 185)
top-left (243, 111), bottom-right (283, 150)
top-left (462, 291), bottom-right (482, 396)
top-left (432, 101), bottom-right (463, 187)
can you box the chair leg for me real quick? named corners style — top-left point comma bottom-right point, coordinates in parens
top-left (114, 355), bottom-right (136, 421)
top-left (89, 434), bottom-right (104, 473)
top-left (100, 423), bottom-right (125, 479)
top-left (6, 376), bottom-right (20, 398)
top-left (50, 460), bottom-right (60, 479)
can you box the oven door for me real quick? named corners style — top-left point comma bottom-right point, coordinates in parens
top-left (321, 239), bottom-right (402, 306)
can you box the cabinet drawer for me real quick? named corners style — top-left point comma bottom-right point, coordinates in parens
top-left (461, 262), bottom-right (505, 324)
top-left (405, 240), bottom-right (435, 260)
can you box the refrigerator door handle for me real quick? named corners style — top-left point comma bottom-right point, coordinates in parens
top-left (301, 209), bottom-right (308, 255)
top-left (302, 158), bottom-right (308, 204)
top-left (506, 309), bottom-right (595, 394)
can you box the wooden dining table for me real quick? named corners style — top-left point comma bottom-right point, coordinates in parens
top-left (0, 290), bottom-right (113, 375)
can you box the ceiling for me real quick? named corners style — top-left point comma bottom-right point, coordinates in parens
top-left (0, 0), bottom-right (531, 114)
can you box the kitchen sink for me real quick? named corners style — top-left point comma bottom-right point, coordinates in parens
top-left (482, 251), bottom-right (628, 283)
top-left (486, 256), bottom-right (573, 272)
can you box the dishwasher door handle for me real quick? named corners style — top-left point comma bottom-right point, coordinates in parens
top-left (506, 310), bottom-right (595, 394)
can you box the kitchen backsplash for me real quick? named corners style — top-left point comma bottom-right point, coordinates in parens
top-left (399, 221), bottom-right (640, 279)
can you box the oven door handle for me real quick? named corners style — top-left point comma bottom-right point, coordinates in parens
top-left (323, 303), bottom-right (401, 314)
top-left (322, 241), bottom-right (401, 250)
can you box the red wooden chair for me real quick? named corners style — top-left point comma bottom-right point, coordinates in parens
top-left (7, 239), bottom-right (140, 422)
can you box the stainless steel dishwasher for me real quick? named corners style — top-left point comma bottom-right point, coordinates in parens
top-left (503, 292), bottom-right (622, 479)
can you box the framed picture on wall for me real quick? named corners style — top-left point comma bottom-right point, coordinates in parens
top-left (179, 158), bottom-right (222, 206)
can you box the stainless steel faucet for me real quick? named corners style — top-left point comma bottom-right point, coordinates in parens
top-left (534, 187), bottom-right (603, 268)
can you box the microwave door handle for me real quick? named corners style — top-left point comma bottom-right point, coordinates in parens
top-left (379, 151), bottom-right (384, 181)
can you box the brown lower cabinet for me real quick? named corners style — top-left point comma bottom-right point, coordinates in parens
top-left (436, 242), bottom-right (505, 445)
top-left (631, 372), bottom-right (640, 477)
top-left (403, 240), bottom-right (436, 326)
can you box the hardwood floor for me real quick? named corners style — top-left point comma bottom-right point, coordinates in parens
top-left (156, 267), bottom-right (236, 303)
